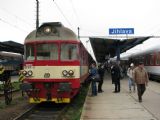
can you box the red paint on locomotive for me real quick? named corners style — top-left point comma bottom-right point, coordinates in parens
top-left (20, 22), bottom-right (89, 103)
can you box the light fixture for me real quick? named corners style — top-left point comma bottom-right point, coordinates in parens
top-left (22, 70), bottom-right (27, 76)
top-left (27, 70), bottom-right (33, 76)
top-left (62, 70), bottom-right (68, 76)
top-left (68, 70), bottom-right (74, 76)
top-left (43, 26), bottom-right (52, 34)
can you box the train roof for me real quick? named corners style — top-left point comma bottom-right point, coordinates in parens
top-left (25, 22), bottom-right (79, 43)
top-left (131, 44), bottom-right (160, 57)
top-left (121, 38), bottom-right (160, 59)
top-left (0, 41), bottom-right (24, 54)
top-left (0, 51), bottom-right (22, 59)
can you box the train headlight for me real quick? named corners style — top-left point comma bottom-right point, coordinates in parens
top-left (27, 70), bottom-right (33, 76)
top-left (43, 26), bottom-right (52, 34)
top-left (62, 70), bottom-right (68, 76)
top-left (68, 70), bottom-right (74, 76)
top-left (22, 71), bottom-right (27, 76)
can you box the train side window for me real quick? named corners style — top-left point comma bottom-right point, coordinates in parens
top-left (156, 52), bottom-right (160, 65)
top-left (61, 44), bottom-right (78, 60)
top-left (25, 45), bottom-right (35, 60)
top-left (140, 56), bottom-right (144, 65)
top-left (150, 54), bottom-right (154, 65)
top-left (145, 55), bottom-right (150, 65)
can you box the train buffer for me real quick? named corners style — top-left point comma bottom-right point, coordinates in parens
top-left (80, 75), bottom-right (160, 120)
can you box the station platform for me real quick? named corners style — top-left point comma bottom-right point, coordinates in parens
top-left (81, 75), bottom-right (160, 120)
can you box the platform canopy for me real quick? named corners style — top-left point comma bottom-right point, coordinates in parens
top-left (0, 41), bottom-right (24, 54)
top-left (89, 37), bottom-right (150, 63)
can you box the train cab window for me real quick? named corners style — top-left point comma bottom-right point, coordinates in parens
top-left (61, 44), bottom-right (78, 60)
top-left (36, 43), bottom-right (58, 60)
top-left (156, 52), bottom-right (160, 65)
top-left (25, 45), bottom-right (35, 60)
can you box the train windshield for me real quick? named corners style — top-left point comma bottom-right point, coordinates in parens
top-left (61, 44), bottom-right (78, 60)
top-left (25, 45), bottom-right (35, 61)
top-left (36, 43), bottom-right (58, 60)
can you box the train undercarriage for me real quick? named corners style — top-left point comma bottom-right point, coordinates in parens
top-left (20, 81), bottom-right (79, 103)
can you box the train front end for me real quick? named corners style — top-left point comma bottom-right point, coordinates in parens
top-left (20, 22), bottom-right (82, 103)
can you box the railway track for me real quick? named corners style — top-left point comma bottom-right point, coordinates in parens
top-left (13, 103), bottom-right (68, 120)
top-left (0, 89), bottom-right (20, 97)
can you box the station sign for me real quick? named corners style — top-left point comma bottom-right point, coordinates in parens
top-left (109, 28), bottom-right (134, 35)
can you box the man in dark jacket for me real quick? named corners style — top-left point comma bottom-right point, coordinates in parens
top-left (111, 62), bottom-right (121, 93)
top-left (98, 64), bottom-right (105, 93)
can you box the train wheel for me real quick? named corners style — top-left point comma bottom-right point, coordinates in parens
top-left (4, 77), bottom-right (12, 105)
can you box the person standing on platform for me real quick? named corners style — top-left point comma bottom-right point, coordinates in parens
top-left (133, 62), bottom-right (149, 102)
top-left (127, 63), bottom-right (136, 92)
top-left (111, 62), bottom-right (115, 84)
top-left (111, 62), bottom-right (121, 93)
top-left (90, 62), bottom-right (98, 96)
top-left (98, 63), bottom-right (105, 93)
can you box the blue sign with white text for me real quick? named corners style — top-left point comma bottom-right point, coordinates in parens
top-left (109, 28), bottom-right (134, 35)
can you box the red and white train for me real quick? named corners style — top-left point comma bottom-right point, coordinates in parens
top-left (20, 22), bottom-right (91, 103)
top-left (128, 44), bottom-right (160, 80)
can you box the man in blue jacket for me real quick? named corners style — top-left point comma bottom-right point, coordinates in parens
top-left (90, 62), bottom-right (98, 96)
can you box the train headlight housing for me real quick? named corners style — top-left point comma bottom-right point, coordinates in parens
top-left (28, 70), bottom-right (33, 76)
top-left (68, 70), bottom-right (74, 76)
top-left (62, 70), bottom-right (68, 77)
top-left (43, 26), bottom-right (52, 34)
top-left (22, 70), bottom-right (27, 76)
top-left (62, 70), bottom-right (74, 77)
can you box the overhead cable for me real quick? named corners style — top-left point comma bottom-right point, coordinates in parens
top-left (69, 0), bottom-right (81, 27)
top-left (0, 18), bottom-right (28, 33)
top-left (52, 0), bottom-right (74, 29)
top-left (0, 7), bottom-right (33, 28)
top-left (80, 35), bottom-right (160, 39)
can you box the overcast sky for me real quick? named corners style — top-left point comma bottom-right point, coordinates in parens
top-left (1, 0), bottom-right (160, 58)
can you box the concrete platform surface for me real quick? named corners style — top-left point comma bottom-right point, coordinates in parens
top-left (81, 76), bottom-right (159, 120)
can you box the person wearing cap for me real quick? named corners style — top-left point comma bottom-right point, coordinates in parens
top-left (133, 61), bottom-right (149, 102)
top-left (127, 63), bottom-right (135, 93)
